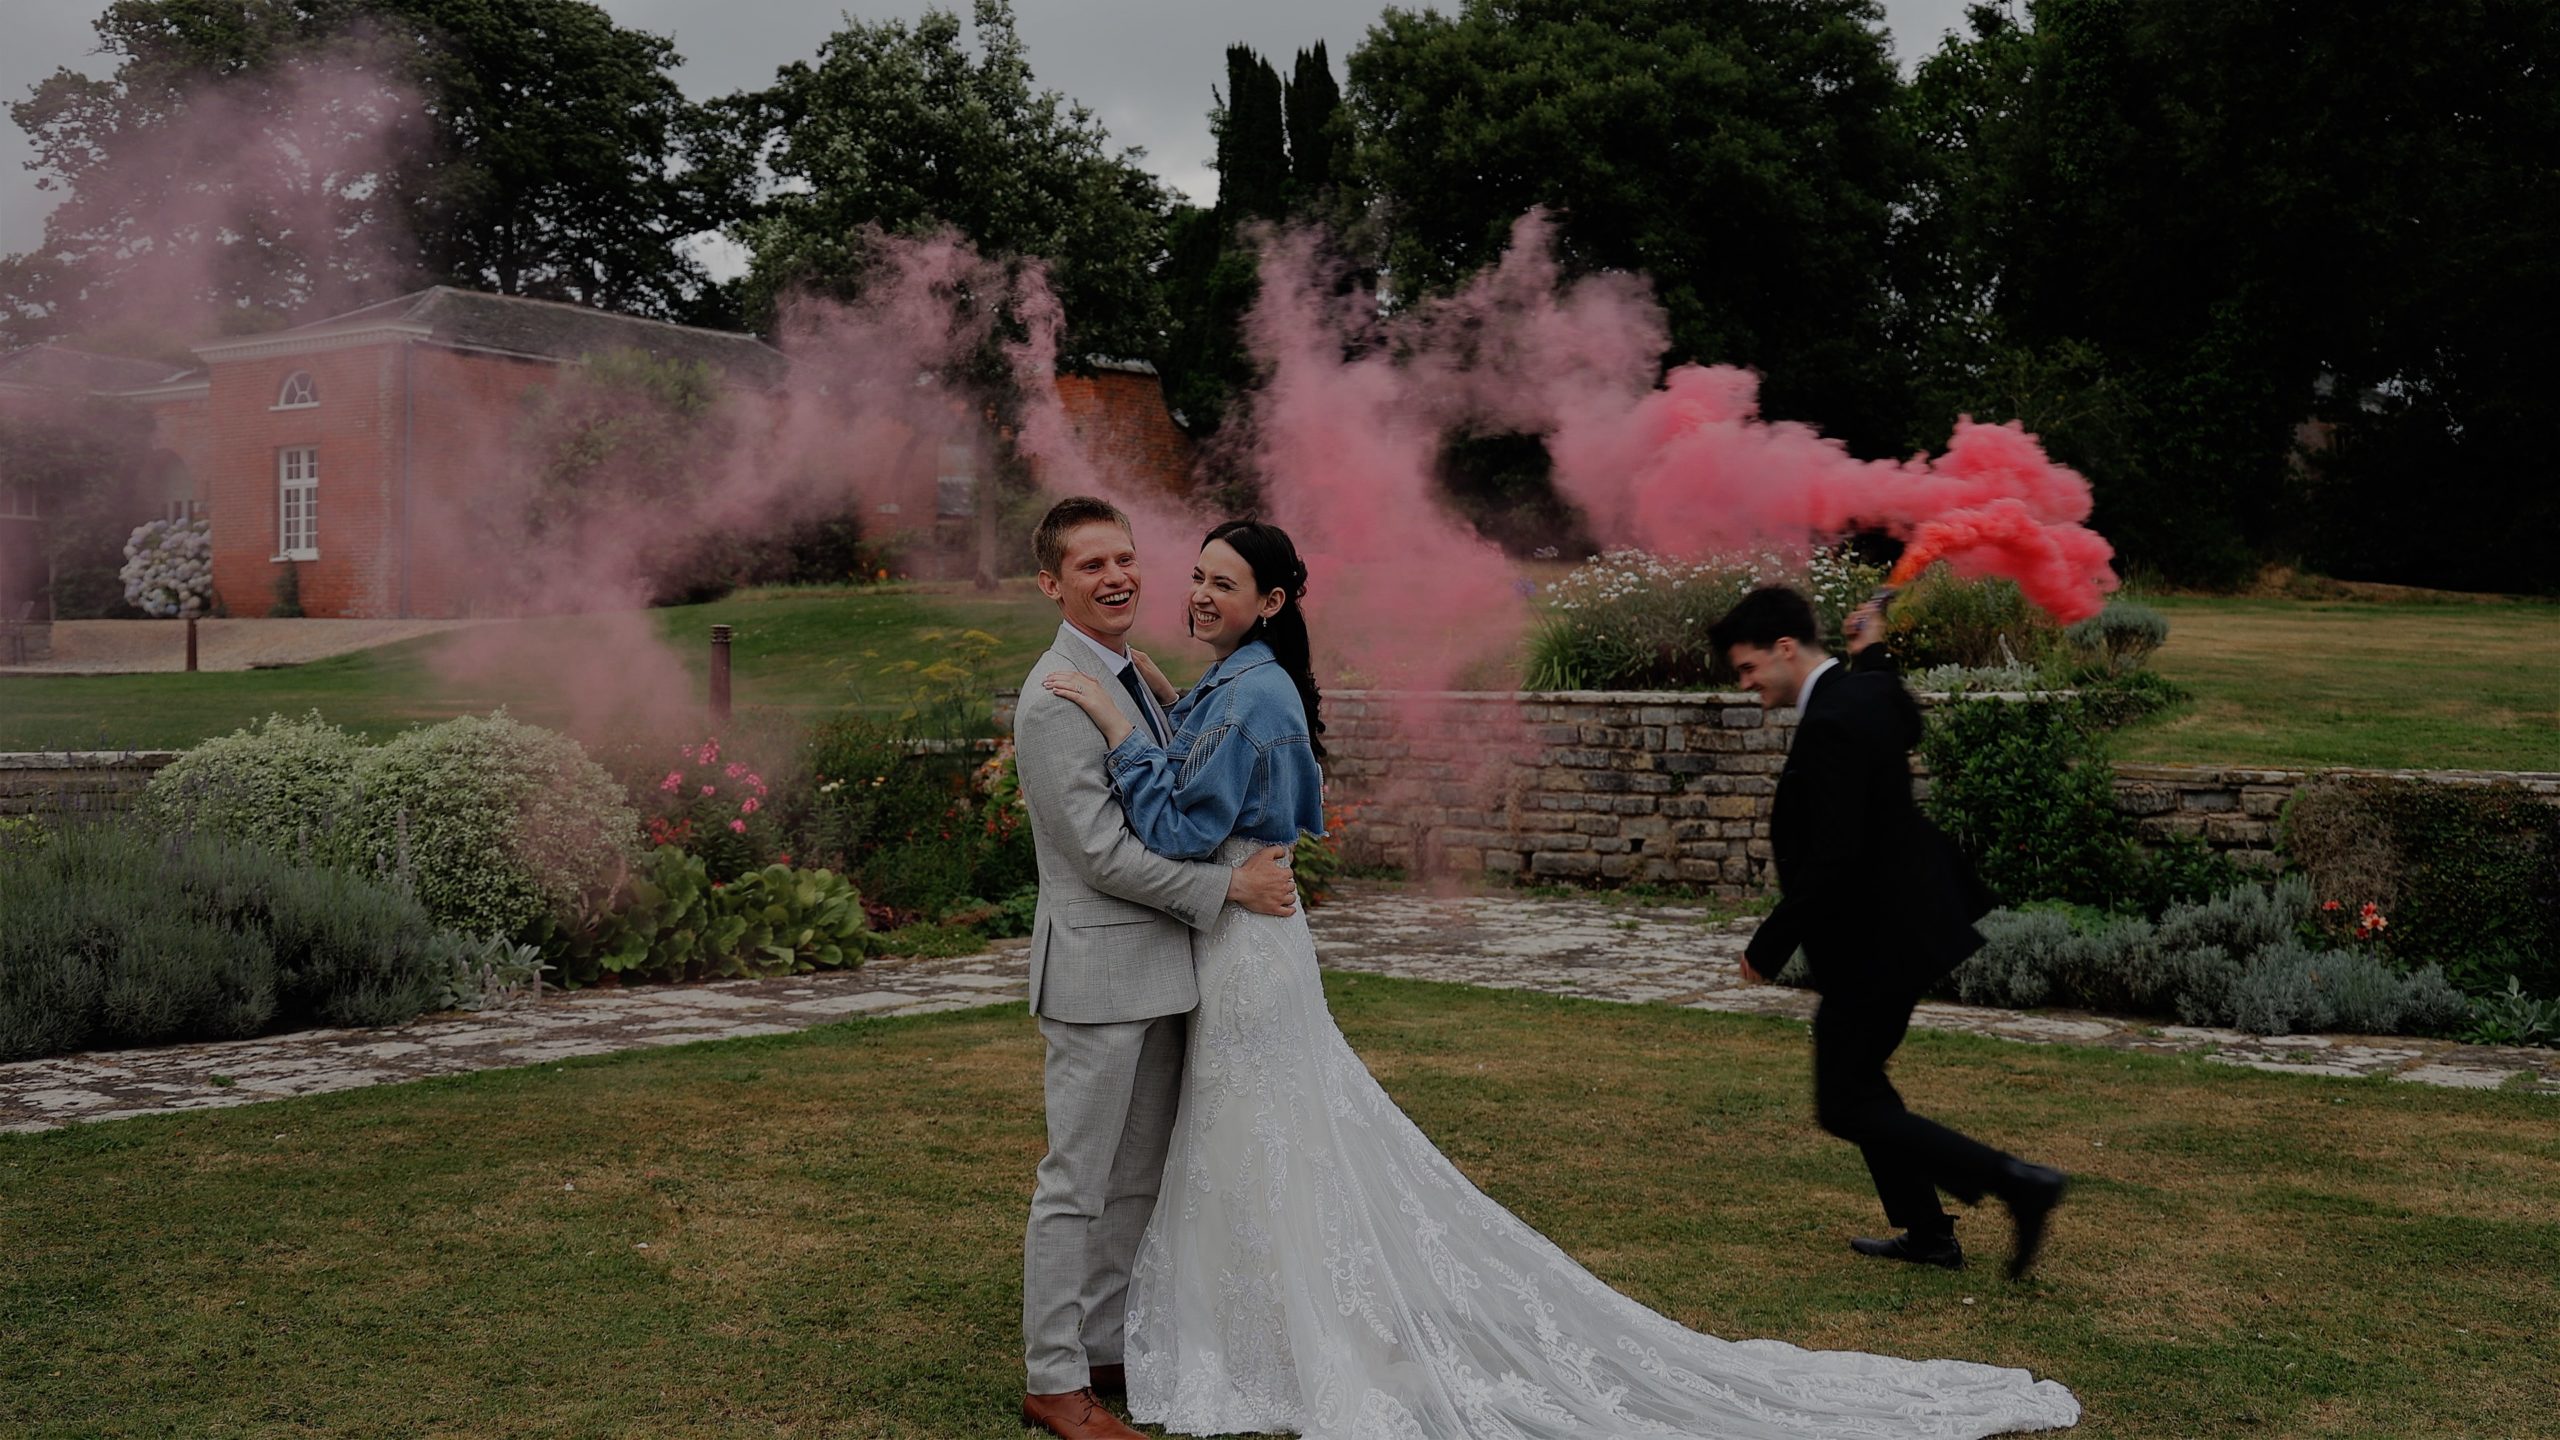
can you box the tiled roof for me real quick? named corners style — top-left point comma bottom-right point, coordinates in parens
top-left (200, 287), bottom-right (788, 385)
top-left (0, 344), bottom-right (199, 394)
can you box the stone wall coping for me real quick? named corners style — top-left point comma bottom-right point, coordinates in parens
top-left (2113, 762), bottom-right (2560, 788)
top-left (1327, 687), bottom-right (2064, 706)
top-left (0, 751), bottom-right (182, 770)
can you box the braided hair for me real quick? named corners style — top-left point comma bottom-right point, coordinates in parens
top-left (1203, 519), bottom-right (1325, 763)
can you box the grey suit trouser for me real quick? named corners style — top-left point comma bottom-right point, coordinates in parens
top-left (1023, 1011), bottom-right (1185, 1394)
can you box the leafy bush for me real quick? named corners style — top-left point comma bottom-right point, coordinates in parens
top-left (428, 932), bottom-right (546, 1012)
top-left (343, 712), bottom-right (640, 940)
top-left (2064, 599), bottom-right (2170, 675)
top-left (1922, 694), bottom-right (2237, 914)
top-left (142, 712), bottom-right (367, 859)
top-left (1887, 568), bottom-right (2055, 670)
top-left (543, 845), bottom-right (867, 988)
top-left (2283, 776), bottom-right (2560, 1001)
top-left (1525, 547), bottom-right (1884, 691)
top-left (2465, 978), bottom-right (2560, 1048)
top-left (1948, 875), bottom-right (2472, 1037)
top-left (0, 824), bottom-right (448, 1062)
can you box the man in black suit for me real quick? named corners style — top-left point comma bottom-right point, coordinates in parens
top-left (1708, 585), bottom-right (2068, 1280)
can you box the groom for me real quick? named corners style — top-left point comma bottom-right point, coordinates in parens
top-left (1710, 584), bottom-right (2069, 1280)
top-left (1010, 496), bottom-right (1298, 1440)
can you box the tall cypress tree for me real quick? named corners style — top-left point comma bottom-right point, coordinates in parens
top-left (1216, 46), bottom-right (1288, 221)
top-left (1285, 42), bottom-right (1340, 197)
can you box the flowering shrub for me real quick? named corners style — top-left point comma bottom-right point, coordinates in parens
top-left (1293, 803), bottom-right (1361, 908)
top-left (1525, 547), bottom-right (1885, 690)
top-left (119, 516), bottom-right (213, 618)
top-left (642, 734), bottom-right (788, 881)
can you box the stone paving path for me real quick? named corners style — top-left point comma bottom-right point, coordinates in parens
top-left (6, 884), bottom-right (2554, 1134)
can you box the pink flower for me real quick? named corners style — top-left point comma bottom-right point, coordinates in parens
top-left (702, 740), bottom-right (720, 764)
top-left (729, 819), bottom-right (747, 833)
top-left (740, 797), bottom-right (761, 815)
top-left (680, 745), bottom-right (697, 763)
top-left (700, 784), bottom-right (716, 797)
top-left (659, 771), bottom-right (682, 792)
top-left (725, 762), bottom-right (746, 779)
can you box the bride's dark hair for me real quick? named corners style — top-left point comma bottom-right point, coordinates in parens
top-left (1204, 518), bottom-right (1325, 763)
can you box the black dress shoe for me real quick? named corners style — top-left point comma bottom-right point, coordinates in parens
top-left (2002, 1160), bottom-right (2070, 1280)
top-left (1848, 1230), bottom-right (1965, 1269)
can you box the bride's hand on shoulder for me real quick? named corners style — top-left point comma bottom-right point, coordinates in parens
top-left (1041, 669), bottom-right (1112, 718)
top-left (1128, 648), bottom-right (1178, 706)
top-left (1040, 670), bottom-right (1139, 748)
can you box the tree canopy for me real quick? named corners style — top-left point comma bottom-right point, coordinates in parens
top-left (2, 0), bottom-right (742, 343)
top-left (730, 0), bottom-right (1169, 363)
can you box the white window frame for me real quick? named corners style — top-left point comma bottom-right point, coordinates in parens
top-left (277, 447), bottom-right (318, 560)
top-left (274, 370), bottom-right (318, 410)
top-left (934, 440), bottom-right (977, 519)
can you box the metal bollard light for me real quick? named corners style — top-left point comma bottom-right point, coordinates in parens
top-left (185, 614), bottom-right (198, 673)
top-left (709, 623), bottom-right (733, 725)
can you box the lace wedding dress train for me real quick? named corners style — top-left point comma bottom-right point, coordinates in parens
top-left (1123, 840), bottom-right (2080, 1440)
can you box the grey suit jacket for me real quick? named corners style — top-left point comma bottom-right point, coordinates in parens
top-left (1013, 622), bottom-right (1232, 1023)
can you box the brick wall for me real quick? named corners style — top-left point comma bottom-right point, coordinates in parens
top-left (1054, 370), bottom-right (1194, 497)
top-left (1321, 690), bottom-right (2560, 894)
top-left (0, 752), bottom-right (180, 816)
top-left (203, 345), bottom-right (406, 619)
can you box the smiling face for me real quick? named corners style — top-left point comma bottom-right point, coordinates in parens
top-left (1037, 519), bottom-right (1140, 650)
top-left (1725, 638), bottom-right (1807, 710)
top-left (1188, 538), bottom-right (1284, 658)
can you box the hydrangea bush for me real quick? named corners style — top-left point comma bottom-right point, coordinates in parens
top-left (120, 517), bottom-right (213, 618)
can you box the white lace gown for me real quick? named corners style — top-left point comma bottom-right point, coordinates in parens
top-left (1123, 839), bottom-right (2081, 1440)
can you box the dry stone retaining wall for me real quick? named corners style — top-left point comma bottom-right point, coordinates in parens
top-left (0, 751), bottom-right (180, 817)
top-left (1321, 690), bottom-right (2559, 896)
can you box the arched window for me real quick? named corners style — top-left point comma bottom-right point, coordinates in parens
top-left (276, 370), bottom-right (318, 408)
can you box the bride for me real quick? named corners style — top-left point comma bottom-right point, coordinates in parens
top-left (1039, 520), bottom-right (2079, 1439)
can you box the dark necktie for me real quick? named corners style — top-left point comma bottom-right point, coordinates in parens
top-left (1116, 665), bottom-right (1167, 745)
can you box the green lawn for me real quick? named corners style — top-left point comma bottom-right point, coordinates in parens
top-left (4, 587), bottom-right (2554, 772)
top-left (0, 582), bottom-right (1066, 751)
top-left (2116, 596), bottom-right (2560, 771)
top-left (6, 977), bottom-right (2553, 1438)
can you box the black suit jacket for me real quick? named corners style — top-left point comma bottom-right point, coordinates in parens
top-left (1744, 649), bottom-right (1993, 998)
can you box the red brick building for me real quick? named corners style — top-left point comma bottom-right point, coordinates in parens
top-left (1, 289), bottom-right (1199, 619)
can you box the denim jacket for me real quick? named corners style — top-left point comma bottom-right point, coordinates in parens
top-left (1104, 639), bottom-right (1327, 860)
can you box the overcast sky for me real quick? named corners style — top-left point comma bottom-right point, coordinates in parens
top-left (0, 0), bottom-right (1977, 279)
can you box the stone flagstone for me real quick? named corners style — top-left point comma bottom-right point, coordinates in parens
top-left (4, 884), bottom-right (2554, 1134)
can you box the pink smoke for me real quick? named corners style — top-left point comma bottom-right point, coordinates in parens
top-left (1229, 211), bottom-right (2117, 638)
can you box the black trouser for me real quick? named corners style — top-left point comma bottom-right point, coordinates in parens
top-left (1811, 993), bottom-right (2017, 1236)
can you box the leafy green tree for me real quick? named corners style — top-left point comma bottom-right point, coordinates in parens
top-left (731, 0), bottom-right (1169, 363)
top-left (0, 392), bottom-right (153, 617)
top-left (2, 0), bottom-right (743, 342)
top-left (1346, 0), bottom-right (1916, 455)
top-left (1904, 0), bottom-right (2560, 590)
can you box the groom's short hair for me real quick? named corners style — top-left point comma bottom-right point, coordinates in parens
top-left (1707, 585), bottom-right (1823, 656)
top-left (1033, 496), bottom-right (1132, 576)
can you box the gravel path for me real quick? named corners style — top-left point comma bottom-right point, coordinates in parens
top-left (1, 617), bottom-right (487, 674)
top-left (5, 883), bottom-right (2553, 1134)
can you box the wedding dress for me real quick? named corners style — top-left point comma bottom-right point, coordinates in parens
top-left (1123, 837), bottom-right (2080, 1440)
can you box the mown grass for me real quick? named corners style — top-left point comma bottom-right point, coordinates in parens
top-left (2116, 596), bottom-right (2560, 771)
top-left (0, 582), bottom-right (1065, 751)
top-left (6, 976), bottom-right (2553, 1438)
top-left (4, 587), bottom-right (2554, 772)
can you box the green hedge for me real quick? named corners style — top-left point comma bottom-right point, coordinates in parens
top-left (2284, 776), bottom-right (2560, 1001)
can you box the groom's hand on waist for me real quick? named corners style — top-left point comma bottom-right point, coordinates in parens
top-left (1227, 845), bottom-right (1299, 916)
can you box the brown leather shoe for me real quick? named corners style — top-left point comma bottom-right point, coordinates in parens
top-left (1087, 1362), bottom-right (1126, 1397)
top-left (1021, 1387), bottom-right (1145, 1440)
